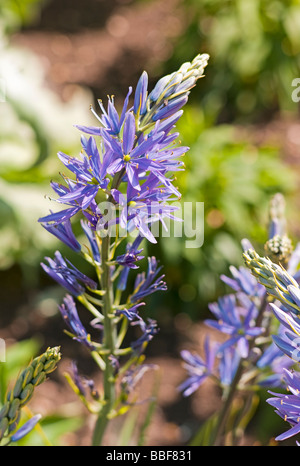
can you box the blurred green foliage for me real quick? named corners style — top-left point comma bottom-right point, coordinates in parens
top-left (0, 15), bottom-right (95, 280)
top-left (0, 0), bottom-right (299, 314)
top-left (0, 0), bottom-right (298, 447)
top-left (163, 0), bottom-right (300, 123)
top-left (0, 0), bottom-right (46, 33)
top-left (142, 0), bottom-right (300, 317)
top-left (153, 107), bottom-right (297, 317)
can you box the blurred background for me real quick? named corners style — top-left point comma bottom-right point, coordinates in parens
top-left (0, 0), bottom-right (300, 446)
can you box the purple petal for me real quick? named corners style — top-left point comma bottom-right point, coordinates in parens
top-left (11, 414), bottom-right (42, 442)
top-left (123, 113), bottom-right (136, 154)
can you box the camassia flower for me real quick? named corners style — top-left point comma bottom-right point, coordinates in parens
top-left (38, 53), bottom-right (209, 444)
top-left (178, 337), bottom-right (217, 397)
top-left (130, 256), bottom-right (167, 302)
top-left (206, 294), bottom-right (264, 358)
top-left (41, 251), bottom-right (97, 296)
top-left (59, 294), bottom-right (95, 350)
top-left (220, 265), bottom-right (264, 298)
top-left (267, 368), bottom-right (300, 441)
top-left (41, 218), bottom-right (81, 253)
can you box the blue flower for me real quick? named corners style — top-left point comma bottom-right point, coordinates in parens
top-left (131, 318), bottom-right (159, 352)
top-left (59, 294), bottom-right (95, 349)
top-left (178, 337), bottom-right (217, 397)
top-left (54, 135), bottom-right (110, 206)
top-left (134, 71), bottom-right (148, 117)
top-left (115, 303), bottom-right (145, 322)
top-left (41, 251), bottom-right (97, 296)
top-left (267, 369), bottom-right (300, 441)
top-left (220, 265), bottom-right (264, 297)
top-left (81, 220), bottom-right (101, 263)
top-left (70, 361), bottom-right (100, 400)
top-left (256, 338), bottom-right (294, 387)
top-left (10, 414), bottom-right (42, 442)
top-left (40, 217), bottom-right (81, 253)
top-left (113, 174), bottom-right (181, 243)
top-left (130, 256), bottom-right (167, 302)
top-left (218, 346), bottom-right (241, 387)
top-left (206, 294), bottom-right (264, 358)
top-left (269, 303), bottom-right (300, 361)
top-left (116, 236), bottom-right (144, 269)
top-left (76, 87), bottom-right (133, 137)
top-left (101, 112), bottom-right (164, 191)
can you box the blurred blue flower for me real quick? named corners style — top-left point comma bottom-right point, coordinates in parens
top-left (218, 346), bottom-right (241, 387)
top-left (269, 303), bottom-right (300, 361)
top-left (267, 368), bottom-right (300, 441)
top-left (10, 414), bottom-right (42, 442)
top-left (131, 318), bottom-right (159, 352)
top-left (178, 337), bottom-right (217, 397)
top-left (206, 294), bottom-right (264, 358)
top-left (71, 361), bottom-right (99, 400)
top-left (256, 338), bottom-right (294, 387)
top-left (220, 265), bottom-right (264, 297)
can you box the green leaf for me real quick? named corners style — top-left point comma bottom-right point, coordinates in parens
top-left (189, 412), bottom-right (219, 446)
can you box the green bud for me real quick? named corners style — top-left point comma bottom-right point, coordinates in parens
top-left (0, 403), bottom-right (9, 420)
top-left (43, 359), bottom-right (58, 374)
top-left (13, 376), bottom-right (24, 399)
top-left (8, 399), bottom-right (20, 422)
top-left (33, 361), bottom-right (44, 378)
top-left (0, 417), bottom-right (8, 439)
top-left (8, 411), bottom-right (21, 433)
top-left (32, 371), bottom-right (46, 386)
top-left (21, 366), bottom-right (34, 389)
top-left (264, 234), bottom-right (293, 265)
top-left (19, 383), bottom-right (34, 405)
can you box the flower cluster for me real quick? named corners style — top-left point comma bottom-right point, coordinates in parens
top-left (267, 369), bottom-right (300, 441)
top-left (179, 254), bottom-right (293, 398)
top-left (39, 53), bottom-right (209, 445)
top-left (39, 53), bottom-right (209, 242)
top-left (179, 194), bottom-right (300, 445)
top-left (241, 197), bottom-right (300, 443)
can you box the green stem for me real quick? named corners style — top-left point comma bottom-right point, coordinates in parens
top-left (211, 292), bottom-right (269, 446)
top-left (92, 169), bottom-right (127, 446)
top-left (92, 233), bottom-right (116, 446)
top-left (211, 362), bottom-right (244, 446)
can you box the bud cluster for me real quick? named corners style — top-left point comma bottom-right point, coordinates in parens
top-left (0, 346), bottom-right (61, 443)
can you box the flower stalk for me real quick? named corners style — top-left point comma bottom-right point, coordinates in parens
top-left (39, 53), bottom-right (209, 446)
